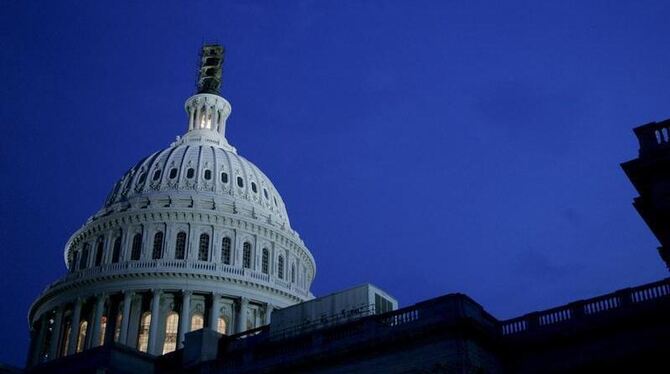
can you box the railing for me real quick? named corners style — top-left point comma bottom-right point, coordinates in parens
top-left (378, 307), bottom-right (420, 327)
top-left (53, 260), bottom-right (309, 299)
top-left (500, 278), bottom-right (670, 336)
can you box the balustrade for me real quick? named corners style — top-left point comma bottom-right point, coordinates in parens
top-left (501, 278), bottom-right (670, 336)
top-left (53, 259), bottom-right (310, 300)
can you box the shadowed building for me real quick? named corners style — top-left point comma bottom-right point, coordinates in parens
top-left (15, 46), bottom-right (670, 374)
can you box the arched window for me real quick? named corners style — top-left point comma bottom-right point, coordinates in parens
top-left (198, 233), bottom-right (210, 261)
top-left (162, 312), bottom-right (179, 354)
top-left (199, 105), bottom-right (207, 128)
top-left (99, 316), bottom-right (107, 346)
top-left (221, 172), bottom-right (228, 183)
top-left (94, 239), bottom-right (104, 266)
top-left (262, 249), bottom-right (269, 274)
top-left (291, 264), bottom-right (296, 283)
top-left (191, 313), bottom-right (204, 331)
top-left (217, 317), bottom-right (227, 334)
top-left (131, 234), bottom-right (142, 261)
top-left (221, 237), bottom-right (231, 265)
top-left (71, 251), bottom-right (79, 272)
top-left (278, 255), bottom-right (285, 279)
top-left (243, 242), bottom-right (252, 269)
top-left (111, 237), bottom-right (122, 263)
top-left (79, 244), bottom-right (90, 270)
top-left (137, 312), bottom-right (151, 353)
top-left (60, 321), bottom-right (71, 357)
top-left (204, 169), bottom-right (212, 180)
top-left (237, 176), bottom-right (244, 188)
top-left (76, 320), bottom-right (88, 353)
top-left (113, 313), bottom-right (122, 342)
top-left (152, 232), bottom-right (164, 259)
top-left (152, 169), bottom-right (161, 181)
top-left (175, 232), bottom-right (186, 260)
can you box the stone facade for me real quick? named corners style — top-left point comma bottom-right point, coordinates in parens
top-left (25, 45), bottom-right (316, 366)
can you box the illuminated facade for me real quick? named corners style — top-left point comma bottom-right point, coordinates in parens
top-left (25, 45), bottom-right (316, 366)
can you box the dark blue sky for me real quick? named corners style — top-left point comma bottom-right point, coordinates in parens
top-left (1, 0), bottom-right (669, 366)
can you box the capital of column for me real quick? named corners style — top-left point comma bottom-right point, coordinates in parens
top-left (182, 290), bottom-right (194, 296)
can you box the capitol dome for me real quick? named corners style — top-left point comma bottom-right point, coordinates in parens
top-left (26, 45), bottom-right (315, 364)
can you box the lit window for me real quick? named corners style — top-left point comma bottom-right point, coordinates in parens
top-left (204, 169), bottom-right (212, 180)
top-left (251, 182), bottom-right (257, 193)
top-left (174, 231), bottom-right (186, 260)
top-left (152, 232), bottom-right (163, 259)
top-left (221, 172), bottom-right (228, 183)
top-left (99, 316), bottom-right (107, 346)
top-left (191, 313), bottom-right (204, 331)
top-left (221, 237), bottom-right (231, 265)
top-left (137, 312), bottom-right (151, 353)
top-left (111, 237), bottom-right (121, 263)
top-left (169, 168), bottom-right (178, 179)
top-left (113, 313), bottom-right (122, 342)
top-left (60, 321), bottom-right (71, 357)
top-left (186, 168), bottom-right (195, 179)
top-left (162, 312), bottom-right (179, 354)
top-left (76, 320), bottom-right (88, 353)
top-left (131, 234), bottom-right (142, 261)
top-left (217, 317), bottom-right (227, 334)
top-left (198, 233), bottom-right (210, 261)
top-left (94, 239), bottom-right (104, 266)
top-left (153, 169), bottom-right (161, 181)
top-left (262, 249), bottom-right (269, 274)
top-left (175, 232), bottom-right (186, 260)
top-left (278, 255), bottom-right (284, 279)
top-left (243, 242), bottom-right (252, 269)
top-left (237, 177), bottom-right (244, 187)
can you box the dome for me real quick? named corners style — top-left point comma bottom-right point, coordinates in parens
top-left (102, 135), bottom-right (291, 232)
top-left (27, 45), bottom-right (316, 362)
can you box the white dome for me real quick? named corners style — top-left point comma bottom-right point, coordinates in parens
top-left (103, 138), bottom-right (291, 228)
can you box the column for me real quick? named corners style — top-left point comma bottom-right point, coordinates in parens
top-left (265, 304), bottom-right (274, 326)
top-left (118, 291), bottom-right (134, 345)
top-left (48, 306), bottom-right (63, 360)
top-left (208, 293), bottom-right (221, 332)
top-left (67, 298), bottom-right (83, 355)
top-left (235, 297), bottom-right (248, 333)
top-left (178, 291), bottom-right (192, 349)
top-left (147, 289), bottom-right (162, 355)
top-left (88, 294), bottom-right (106, 348)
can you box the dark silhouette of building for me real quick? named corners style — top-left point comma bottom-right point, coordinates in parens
top-left (622, 119), bottom-right (670, 269)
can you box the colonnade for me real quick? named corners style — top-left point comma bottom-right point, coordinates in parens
top-left (27, 290), bottom-right (273, 366)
